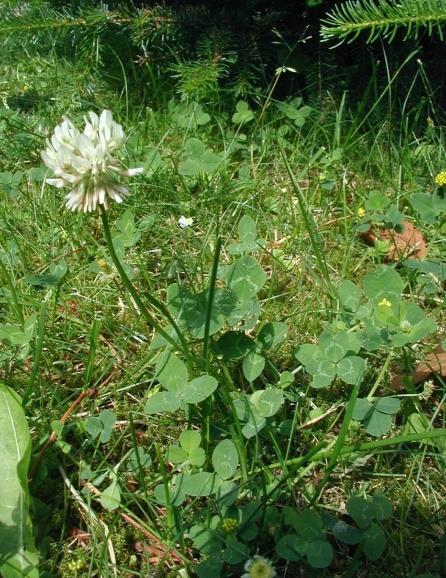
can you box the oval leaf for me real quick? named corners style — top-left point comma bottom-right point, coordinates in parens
top-left (212, 439), bottom-right (239, 480)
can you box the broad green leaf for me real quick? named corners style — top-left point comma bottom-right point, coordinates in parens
top-left (0, 324), bottom-right (31, 346)
top-left (347, 496), bottom-right (374, 529)
top-left (411, 193), bottom-right (444, 224)
top-left (222, 539), bottom-right (249, 564)
top-left (214, 331), bottom-right (255, 360)
top-left (178, 138), bottom-right (223, 176)
top-left (338, 280), bottom-right (362, 312)
top-left (319, 331), bottom-right (361, 363)
top-left (86, 416), bottom-right (103, 440)
top-left (253, 388), bottom-right (284, 418)
top-left (363, 522), bottom-right (386, 560)
top-left (154, 476), bottom-right (186, 507)
top-left (196, 557), bottom-right (223, 578)
top-left (183, 375), bottom-right (218, 404)
top-left (85, 410), bottom-right (116, 444)
top-left (352, 398), bottom-right (373, 421)
top-left (212, 439), bottom-right (239, 480)
top-left (276, 534), bottom-right (306, 561)
top-left (241, 410), bottom-right (266, 439)
top-left (404, 413), bottom-right (437, 447)
top-left (363, 265), bottom-right (404, 304)
top-left (216, 481), bottom-right (239, 507)
top-left (127, 447), bottom-right (152, 472)
top-left (306, 540), bottom-right (333, 569)
top-left (227, 256), bottom-right (266, 301)
top-left (179, 430), bottom-right (202, 453)
top-left (293, 510), bottom-right (324, 541)
top-left (371, 493), bottom-right (392, 521)
top-left (238, 214), bottom-right (257, 245)
top-left (167, 284), bottom-right (230, 338)
top-left (374, 397), bottom-right (400, 414)
top-left (232, 101), bottom-right (254, 124)
top-left (188, 447), bottom-right (206, 467)
top-left (172, 102), bottom-right (210, 129)
top-left (336, 355), bottom-right (366, 385)
top-left (167, 445), bottom-right (188, 464)
top-left (188, 525), bottom-right (222, 555)
top-left (333, 520), bottom-right (362, 545)
top-left (242, 351), bottom-right (265, 382)
top-left (295, 343), bottom-right (319, 366)
top-left (115, 209), bottom-right (140, 247)
top-left (310, 360), bottom-right (336, 388)
top-left (365, 190), bottom-right (390, 212)
top-left (257, 322), bottom-right (287, 350)
top-left (182, 472), bottom-right (221, 497)
top-left (144, 391), bottom-right (181, 414)
top-left (364, 410), bottom-right (393, 437)
top-left (0, 384), bottom-right (38, 578)
top-left (155, 351), bottom-right (188, 392)
top-left (100, 479), bottom-right (121, 511)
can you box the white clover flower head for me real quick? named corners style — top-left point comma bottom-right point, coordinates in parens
top-left (178, 215), bottom-right (194, 228)
top-left (242, 555), bottom-right (277, 578)
top-left (41, 110), bottom-right (143, 212)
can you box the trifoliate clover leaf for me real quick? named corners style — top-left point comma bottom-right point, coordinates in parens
top-left (178, 138), bottom-right (224, 176)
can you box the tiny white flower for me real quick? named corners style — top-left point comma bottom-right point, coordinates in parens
top-left (242, 555), bottom-right (277, 578)
top-left (178, 216), bottom-right (194, 228)
top-left (41, 110), bottom-right (143, 212)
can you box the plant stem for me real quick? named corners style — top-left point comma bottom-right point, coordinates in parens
top-left (280, 146), bottom-right (335, 298)
top-left (311, 379), bottom-right (361, 505)
top-left (203, 236), bottom-right (221, 372)
top-left (99, 206), bottom-right (190, 361)
top-left (367, 350), bottom-right (393, 400)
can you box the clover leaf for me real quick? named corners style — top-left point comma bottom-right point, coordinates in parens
top-left (167, 430), bottom-right (205, 467)
top-left (232, 101), bottom-right (254, 124)
top-left (171, 102), bottom-right (211, 129)
top-left (276, 97), bottom-right (312, 127)
top-left (145, 352), bottom-right (218, 414)
top-left (352, 396), bottom-right (400, 436)
top-left (277, 508), bottom-right (333, 568)
top-left (178, 138), bottom-right (224, 176)
top-left (295, 330), bottom-right (365, 388)
top-left (227, 214), bottom-right (264, 255)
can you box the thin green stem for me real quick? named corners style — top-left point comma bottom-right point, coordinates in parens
top-left (99, 206), bottom-right (190, 361)
top-left (203, 237), bottom-right (221, 372)
top-left (0, 248), bottom-right (23, 323)
top-left (367, 350), bottom-right (393, 400)
top-left (311, 379), bottom-right (361, 505)
top-left (280, 146), bottom-right (335, 298)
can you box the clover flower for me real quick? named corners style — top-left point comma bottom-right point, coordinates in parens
top-left (41, 110), bottom-right (143, 212)
top-left (434, 171), bottom-right (446, 186)
top-left (357, 207), bottom-right (366, 218)
top-left (178, 215), bottom-right (194, 228)
top-left (242, 555), bottom-right (277, 578)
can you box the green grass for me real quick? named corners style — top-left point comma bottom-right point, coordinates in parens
top-left (0, 42), bottom-right (445, 578)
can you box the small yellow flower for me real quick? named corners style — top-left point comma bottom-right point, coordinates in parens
top-left (220, 517), bottom-right (238, 533)
top-left (434, 171), bottom-right (446, 186)
top-left (357, 207), bottom-right (366, 218)
top-left (378, 298), bottom-right (391, 308)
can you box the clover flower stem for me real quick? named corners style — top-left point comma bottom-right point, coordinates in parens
top-left (202, 236), bottom-right (222, 372)
top-left (366, 350), bottom-right (393, 401)
top-left (99, 205), bottom-right (191, 364)
top-left (311, 379), bottom-right (361, 505)
top-left (0, 247), bottom-right (24, 323)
